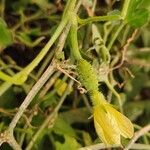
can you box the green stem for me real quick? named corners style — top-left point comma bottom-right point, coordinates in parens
top-left (103, 22), bottom-right (114, 44)
top-left (121, 0), bottom-right (131, 19)
top-left (16, 35), bottom-right (45, 47)
top-left (107, 0), bottom-right (131, 51)
top-left (78, 15), bottom-right (121, 26)
top-left (0, 71), bottom-right (14, 82)
top-left (104, 80), bottom-right (123, 113)
top-left (107, 22), bottom-right (125, 51)
top-left (0, 59), bottom-right (14, 75)
top-left (8, 63), bottom-right (55, 132)
top-left (37, 50), bottom-right (54, 77)
top-left (23, 19), bottom-right (68, 75)
top-left (62, 0), bottom-right (77, 19)
top-left (70, 13), bottom-right (82, 60)
top-left (0, 19), bottom-right (67, 84)
top-left (121, 25), bottom-right (130, 46)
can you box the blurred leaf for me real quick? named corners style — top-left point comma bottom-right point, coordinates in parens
top-left (33, 135), bottom-right (53, 150)
top-left (124, 67), bottom-right (149, 100)
top-left (0, 18), bottom-right (13, 48)
top-left (60, 108), bottom-right (91, 124)
top-left (127, 0), bottom-right (142, 14)
top-left (140, 0), bottom-right (150, 10)
top-left (53, 117), bottom-right (76, 138)
top-left (55, 134), bottom-right (80, 150)
top-left (141, 24), bottom-right (150, 46)
top-left (0, 123), bottom-right (5, 132)
top-left (124, 100), bottom-right (150, 125)
top-left (127, 9), bottom-right (149, 28)
top-left (41, 92), bottom-right (58, 109)
top-left (126, 0), bottom-right (150, 28)
top-left (0, 87), bottom-right (16, 108)
top-left (32, 113), bottom-right (45, 127)
top-left (124, 101), bottom-right (146, 121)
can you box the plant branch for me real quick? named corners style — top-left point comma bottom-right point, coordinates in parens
top-left (8, 62), bottom-right (55, 132)
top-left (78, 15), bottom-right (121, 26)
top-left (125, 124), bottom-right (150, 150)
top-left (107, 22), bottom-right (125, 51)
top-left (26, 79), bottom-right (74, 150)
top-left (121, 0), bottom-right (131, 19)
top-left (79, 143), bottom-right (150, 150)
top-left (104, 80), bottom-right (123, 113)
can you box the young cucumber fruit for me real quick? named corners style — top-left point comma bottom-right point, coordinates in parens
top-left (77, 59), bottom-right (99, 91)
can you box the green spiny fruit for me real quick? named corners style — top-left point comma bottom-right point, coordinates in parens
top-left (77, 59), bottom-right (99, 91)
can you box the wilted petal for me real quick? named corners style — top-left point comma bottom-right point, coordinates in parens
top-left (106, 104), bottom-right (134, 138)
top-left (93, 105), bottom-right (121, 145)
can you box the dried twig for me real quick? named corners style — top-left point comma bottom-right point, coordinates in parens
top-left (26, 79), bottom-right (74, 150)
top-left (111, 29), bottom-right (138, 70)
top-left (79, 143), bottom-right (150, 150)
top-left (124, 124), bottom-right (150, 150)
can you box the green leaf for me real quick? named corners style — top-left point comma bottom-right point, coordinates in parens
top-left (60, 108), bottom-right (90, 124)
top-left (139, 0), bottom-right (150, 10)
top-left (127, 9), bottom-right (149, 28)
top-left (125, 0), bottom-right (150, 28)
top-left (124, 67), bottom-right (149, 100)
top-left (0, 18), bottom-right (13, 48)
top-left (55, 135), bottom-right (80, 150)
top-left (53, 117), bottom-right (76, 138)
top-left (0, 87), bottom-right (16, 108)
top-left (127, 0), bottom-right (142, 14)
top-left (41, 92), bottom-right (58, 109)
top-left (124, 102), bottom-right (145, 121)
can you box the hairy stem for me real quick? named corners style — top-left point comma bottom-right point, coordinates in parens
top-left (78, 15), bottom-right (121, 26)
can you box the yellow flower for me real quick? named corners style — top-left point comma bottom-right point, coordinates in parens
top-left (92, 91), bottom-right (134, 145)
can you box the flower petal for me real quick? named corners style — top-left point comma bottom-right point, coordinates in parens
top-left (106, 105), bottom-right (134, 138)
top-left (93, 105), bottom-right (121, 145)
